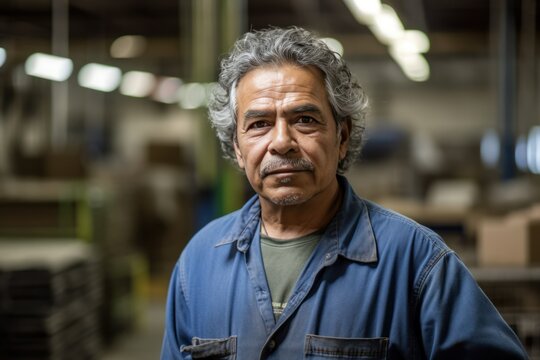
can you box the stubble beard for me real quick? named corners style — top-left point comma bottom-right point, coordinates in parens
top-left (271, 193), bottom-right (303, 206)
top-left (266, 181), bottom-right (306, 206)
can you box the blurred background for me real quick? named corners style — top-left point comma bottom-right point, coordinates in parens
top-left (0, 0), bottom-right (539, 358)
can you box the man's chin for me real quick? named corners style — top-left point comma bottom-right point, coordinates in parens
top-left (258, 179), bottom-right (312, 206)
top-left (271, 195), bottom-right (304, 206)
top-left (264, 190), bottom-right (308, 206)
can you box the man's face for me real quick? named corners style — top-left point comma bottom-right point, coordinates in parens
top-left (234, 64), bottom-right (350, 207)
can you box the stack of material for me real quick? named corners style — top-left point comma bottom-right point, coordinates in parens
top-left (477, 205), bottom-right (540, 266)
top-left (0, 240), bottom-right (102, 360)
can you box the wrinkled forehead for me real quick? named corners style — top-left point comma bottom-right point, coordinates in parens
top-left (231, 63), bottom-right (329, 117)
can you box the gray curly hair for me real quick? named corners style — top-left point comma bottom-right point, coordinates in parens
top-left (208, 26), bottom-right (368, 174)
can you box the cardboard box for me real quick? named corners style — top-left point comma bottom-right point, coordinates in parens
top-left (477, 208), bottom-right (540, 266)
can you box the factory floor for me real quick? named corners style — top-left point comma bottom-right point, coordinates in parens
top-left (102, 295), bottom-right (167, 359)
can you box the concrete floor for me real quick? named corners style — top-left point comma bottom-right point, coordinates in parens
top-left (101, 300), bottom-right (166, 360)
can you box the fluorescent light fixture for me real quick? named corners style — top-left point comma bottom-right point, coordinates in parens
top-left (120, 71), bottom-right (156, 97)
top-left (110, 35), bottom-right (147, 58)
top-left (321, 37), bottom-right (344, 57)
top-left (178, 82), bottom-right (207, 109)
top-left (153, 77), bottom-right (183, 104)
top-left (480, 129), bottom-right (500, 168)
top-left (343, 0), bottom-right (382, 25)
top-left (24, 52), bottom-right (73, 81)
top-left (344, 0), bottom-right (431, 83)
top-left (390, 50), bottom-right (430, 81)
top-left (391, 30), bottom-right (430, 54)
top-left (370, 4), bottom-right (405, 45)
top-left (78, 63), bottom-right (121, 92)
top-left (0, 48), bottom-right (6, 68)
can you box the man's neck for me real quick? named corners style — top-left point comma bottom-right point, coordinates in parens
top-left (259, 179), bottom-right (342, 240)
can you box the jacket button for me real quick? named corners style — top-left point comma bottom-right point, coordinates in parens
top-left (268, 339), bottom-right (276, 350)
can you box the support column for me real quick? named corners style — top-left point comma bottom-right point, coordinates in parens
top-left (51, 0), bottom-right (69, 150)
top-left (496, 0), bottom-right (518, 180)
top-left (190, 0), bottom-right (248, 221)
top-left (518, 0), bottom-right (537, 134)
top-left (217, 0), bottom-right (248, 215)
top-left (191, 0), bottom-right (219, 192)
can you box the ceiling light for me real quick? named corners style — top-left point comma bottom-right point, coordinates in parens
top-left (344, 0), bottom-right (431, 83)
top-left (24, 52), bottom-right (73, 81)
top-left (391, 30), bottom-right (430, 54)
top-left (110, 35), bottom-right (147, 58)
top-left (78, 63), bottom-right (122, 92)
top-left (343, 0), bottom-right (382, 25)
top-left (480, 129), bottom-right (501, 168)
top-left (0, 48), bottom-right (6, 68)
top-left (370, 4), bottom-right (405, 45)
top-left (120, 71), bottom-right (156, 97)
top-left (527, 126), bottom-right (540, 174)
top-left (390, 50), bottom-right (430, 81)
top-left (178, 83), bottom-right (207, 109)
top-left (515, 135), bottom-right (528, 172)
top-left (153, 77), bottom-right (183, 104)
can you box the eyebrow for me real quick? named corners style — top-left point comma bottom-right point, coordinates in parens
top-left (243, 104), bottom-right (323, 120)
top-left (284, 104), bottom-right (323, 116)
top-left (243, 109), bottom-right (273, 120)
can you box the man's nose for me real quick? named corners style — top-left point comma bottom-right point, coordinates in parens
top-left (268, 119), bottom-right (298, 155)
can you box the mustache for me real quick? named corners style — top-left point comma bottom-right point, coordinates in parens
top-left (260, 158), bottom-right (314, 178)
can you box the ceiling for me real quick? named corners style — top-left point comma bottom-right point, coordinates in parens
top-left (0, 0), bottom-right (537, 77)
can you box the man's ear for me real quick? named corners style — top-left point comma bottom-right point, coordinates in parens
top-left (234, 140), bottom-right (245, 169)
top-left (338, 117), bottom-right (352, 160)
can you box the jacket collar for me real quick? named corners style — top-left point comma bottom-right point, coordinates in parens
top-left (331, 175), bottom-right (378, 263)
top-left (215, 194), bottom-right (261, 252)
top-left (216, 175), bottom-right (378, 264)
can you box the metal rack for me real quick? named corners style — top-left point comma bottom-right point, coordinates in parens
top-left (471, 267), bottom-right (540, 359)
top-left (0, 240), bottom-right (103, 360)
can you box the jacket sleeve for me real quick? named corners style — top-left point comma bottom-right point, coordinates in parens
top-left (161, 260), bottom-right (192, 360)
top-left (417, 252), bottom-right (528, 359)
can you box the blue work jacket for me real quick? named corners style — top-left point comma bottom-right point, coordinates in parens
top-left (161, 176), bottom-right (527, 359)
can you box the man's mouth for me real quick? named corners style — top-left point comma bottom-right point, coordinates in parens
top-left (260, 159), bottom-right (314, 179)
top-left (268, 167), bottom-right (303, 175)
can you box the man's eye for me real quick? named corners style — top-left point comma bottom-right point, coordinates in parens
top-left (249, 120), bottom-right (269, 129)
top-left (297, 116), bottom-right (316, 124)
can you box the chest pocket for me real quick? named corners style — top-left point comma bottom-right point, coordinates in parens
top-left (304, 335), bottom-right (388, 359)
top-left (181, 336), bottom-right (237, 359)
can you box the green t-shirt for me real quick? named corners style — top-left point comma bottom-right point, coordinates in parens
top-left (260, 231), bottom-right (321, 319)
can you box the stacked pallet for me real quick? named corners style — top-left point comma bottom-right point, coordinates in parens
top-left (0, 240), bottom-right (102, 360)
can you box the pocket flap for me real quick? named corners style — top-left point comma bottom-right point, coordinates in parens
top-left (181, 336), bottom-right (237, 358)
top-left (305, 334), bottom-right (388, 359)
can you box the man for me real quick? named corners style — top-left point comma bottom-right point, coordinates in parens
top-left (161, 27), bottom-right (527, 359)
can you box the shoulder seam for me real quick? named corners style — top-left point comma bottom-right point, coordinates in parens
top-left (367, 203), bottom-right (449, 252)
top-left (414, 248), bottom-right (453, 299)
